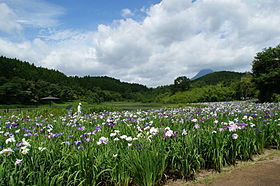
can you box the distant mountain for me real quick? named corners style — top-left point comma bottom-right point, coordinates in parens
top-left (191, 69), bottom-right (214, 80)
top-left (191, 71), bottom-right (247, 88)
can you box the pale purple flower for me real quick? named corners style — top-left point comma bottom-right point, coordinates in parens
top-left (16, 142), bottom-right (23, 146)
top-left (219, 128), bottom-right (225, 132)
top-left (24, 133), bottom-right (33, 137)
top-left (74, 141), bottom-right (82, 145)
top-left (78, 146), bottom-right (84, 150)
top-left (182, 129), bottom-right (188, 135)
top-left (61, 141), bottom-right (71, 145)
top-left (15, 159), bottom-right (22, 166)
top-left (0, 148), bottom-right (14, 155)
top-left (232, 133), bottom-right (238, 140)
top-left (228, 124), bottom-right (238, 132)
top-left (77, 127), bottom-right (85, 131)
top-left (97, 137), bottom-right (108, 145)
top-left (164, 129), bottom-right (174, 138)
top-left (194, 124), bottom-right (200, 129)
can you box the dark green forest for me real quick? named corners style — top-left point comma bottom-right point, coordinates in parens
top-left (0, 56), bottom-right (149, 104)
top-left (0, 44), bottom-right (279, 105)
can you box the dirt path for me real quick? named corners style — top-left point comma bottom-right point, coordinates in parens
top-left (165, 150), bottom-right (280, 186)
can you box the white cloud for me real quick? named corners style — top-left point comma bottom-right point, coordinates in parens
top-left (121, 8), bottom-right (134, 18)
top-left (0, 3), bottom-right (22, 33)
top-left (0, 0), bottom-right (64, 28)
top-left (1, 0), bottom-right (280, 87)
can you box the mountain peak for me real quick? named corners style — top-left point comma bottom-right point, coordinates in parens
top-left (191, 69), bottom-right (214, 80)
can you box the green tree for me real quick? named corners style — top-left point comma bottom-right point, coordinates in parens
top-left (252, 45), bottom-right (280, 102)
top-left (173, 76), bottom-right (190, 92)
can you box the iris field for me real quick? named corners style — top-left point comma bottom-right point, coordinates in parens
top-left (0, 102), bottom-right (280, 185)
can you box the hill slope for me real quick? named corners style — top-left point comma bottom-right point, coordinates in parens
top-left (191, 71), bottom-right (246, 88)
top-left (0, 56), bottom-right (149, 104)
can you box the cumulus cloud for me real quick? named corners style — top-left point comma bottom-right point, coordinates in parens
top-left (1, 0), bottom-right (280, 87)
top-left (0, 3), bottom-right (22, 33)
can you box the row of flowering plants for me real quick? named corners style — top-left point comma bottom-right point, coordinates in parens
top-left (0, 103), bottom-right (279, 185)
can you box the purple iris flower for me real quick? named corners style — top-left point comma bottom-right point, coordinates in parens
top-left (254, 128), bottom-right (262, 133)
top-left (16, 142), bottom-right (23, 146)
top-left (61, 141), bottom-right (71, 145)
top-left (55, 133), bottom-right (64, 137)
top-left (194, 124), bottom-right (200, 129)
top-left (36, 123), bottom-right (43, 126)
top-left (24, 133), bottom-right (33, 137)
top-left (74, 141), bottom-right (82, 145)
top-left (12, 123), bottom-right (19, 128)
top-left (109, 122), bottom-right (115, 127)
top-left (6, 124), bottom-right (12, 129)
top-left (78, 146), bottom-right (84, 150)
top-left (77, 127), bottom-right (85, 131)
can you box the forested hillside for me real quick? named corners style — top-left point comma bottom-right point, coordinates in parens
top-left (191, 71), bottom-right (246, 88)
top-left (0, 56), bottom-right (149, 104)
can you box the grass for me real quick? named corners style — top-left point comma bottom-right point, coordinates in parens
top-left (1, 101), bottom-right (208, 112)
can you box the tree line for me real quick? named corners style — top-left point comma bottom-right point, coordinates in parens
top-left (0, 56), bottom-right (149, 104)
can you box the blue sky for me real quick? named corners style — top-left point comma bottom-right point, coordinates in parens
top-left (0, 0), bottom-right (280, 87)
top-left (44, 0), bottom-right (161, 30)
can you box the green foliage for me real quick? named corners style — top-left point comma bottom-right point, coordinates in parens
top-left (191, 71), bottom-right (246, 88)
top-left (252, 44), bottom-right (280, 102)
top-left (159, 84), bottom-right (237, 103)
top-left (0, 56), bottom-right (149, 105)
top-left (173, 76), bottom-right (191, 92)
